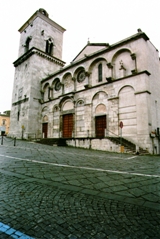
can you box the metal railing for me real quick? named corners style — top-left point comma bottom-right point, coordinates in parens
top-left (0, 136), bottom-right (16, 146)
top-left (105, 129), bottom-right (136, 151)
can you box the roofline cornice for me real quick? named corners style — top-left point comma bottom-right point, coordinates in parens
top-left (41, 32), bottom-right (150, 82)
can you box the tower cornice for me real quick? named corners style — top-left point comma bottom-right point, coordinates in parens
top-left (13, 47), bottom-right (66, 67)
top-left (18, 9), bottom-right (66, 33)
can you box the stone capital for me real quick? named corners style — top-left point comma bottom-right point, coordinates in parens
top-left (107, 62), bottom-right (113, 69)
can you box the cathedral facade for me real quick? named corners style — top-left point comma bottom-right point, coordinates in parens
top-left (9, 9), bottom-right (160, 154)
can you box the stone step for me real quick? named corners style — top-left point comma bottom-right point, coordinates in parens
top-left (36, 138), bottom-right (67, 146)
top-left (106, 136), bottom-right (149, 155)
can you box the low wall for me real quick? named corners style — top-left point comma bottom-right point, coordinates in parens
top-left (66, 138), bottom-right (121, 153)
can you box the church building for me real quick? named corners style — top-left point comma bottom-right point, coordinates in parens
top-left (9, 9), bottom-right (160, 154)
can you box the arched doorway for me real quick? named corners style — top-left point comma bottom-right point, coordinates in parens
top-left (92, 92), bottom-right (108, 138)
top-left (62, 100), bottom-right (74, 138)
top-left (42, 115), bottom-right (48, 138)
top-left (95, 104), bottom-right (107, 138)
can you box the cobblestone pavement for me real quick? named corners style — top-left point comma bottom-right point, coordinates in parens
top-left (0, 138), bottom-right (160, 239)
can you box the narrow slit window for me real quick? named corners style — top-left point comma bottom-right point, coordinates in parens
top-left (24, 36), bottom-right (32, 53)
top-left (46, 38), bottom-right (53, 55)
top-left (98, 63), bottom-right (103, 82)
top-left (17, 111), bottom-right (20, 121)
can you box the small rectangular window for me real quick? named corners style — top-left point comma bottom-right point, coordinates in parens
top-left (2, 119), bottom-right (6, 125)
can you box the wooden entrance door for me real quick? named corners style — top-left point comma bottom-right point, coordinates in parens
top-left (95, 115), bottom-right (106, 138)
top-left (63, 114), bottom-right (73, 138)
top-left (42, 123), bottom-right (48, 138)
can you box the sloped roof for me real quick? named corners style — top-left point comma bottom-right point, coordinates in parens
top-left (19, 8), bottom-right (66, 33)
top-left (72, 43), bottom-right (109, 62)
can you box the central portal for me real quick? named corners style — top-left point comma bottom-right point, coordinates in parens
top-left (63, 114), bottom-right (73, 138)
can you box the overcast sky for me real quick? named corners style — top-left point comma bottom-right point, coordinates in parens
top-left (0, 0), bottom-right (160, 113)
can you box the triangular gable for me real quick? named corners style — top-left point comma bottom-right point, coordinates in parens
top-left (72, 43), bottom-right (109, 62)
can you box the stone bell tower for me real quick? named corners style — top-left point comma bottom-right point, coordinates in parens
top-left (9, 9), bottom-right (65, 139)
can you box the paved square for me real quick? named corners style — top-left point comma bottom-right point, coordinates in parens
top-left (0, 138), bottom-right (160, 238)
